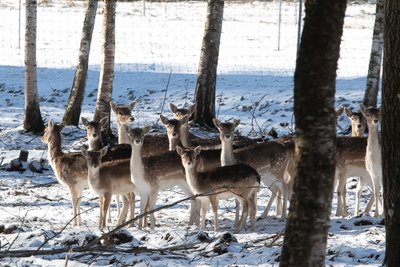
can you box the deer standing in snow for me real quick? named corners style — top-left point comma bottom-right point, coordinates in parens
top-left (360, 104), bottom-right (382, 217)
top-left (176, 145), bottom-right (260, 233)
top-left (81, 146), bottom-right (137, 229)
top-left (213, 118), bottom-right (293, 219)
top-left (125, 126), bottom-right (201, 229)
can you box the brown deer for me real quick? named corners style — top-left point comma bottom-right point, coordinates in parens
top-left (213, 118), bottom-right (293, 219)
top-left (125, 125), bottom-right (200, 229)
top-left (360, 104), bottom-right (382, 217)
top-left (169, 103), bottom-right (196, 148)
top-left (110, 101), bottom-right (136, 144)
top-left (176, 145), bottom-right (260, 233)
top-left (81, 116), bottom-right (108, 151)
top-left (335, 107), bottom-right (373, 217)
top-left (81, 146), bottom-right (137, 229)
top-left (41, 120), bottom-right (89, 226)
top-left (160, 114), bottom-right (189, 150)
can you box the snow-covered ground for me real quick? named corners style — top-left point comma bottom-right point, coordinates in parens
top-left (0, 1), bottom-right (384, 266)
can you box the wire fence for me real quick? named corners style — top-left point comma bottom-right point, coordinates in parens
top-left (0, 0), bottom-right (375, 77)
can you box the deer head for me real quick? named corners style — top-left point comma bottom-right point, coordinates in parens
top-left (170, 103), bottom-right (196, 121)
top-left (176, 145), bottom-right (202, 169)
top-left (110, 101), bottom-right (136, 125)
top-left (124, 125), bottom-right (151, 148)
top-left (41, 119), bottom-right (64, 144)
top-left (81, 146), bottom-right (108, 169)
top-left (213, 118), bottom-right (240, 143)
top-left (360, 104), bottom-right (380, 129)
top-left (160, 114), bottom-right (189, 150)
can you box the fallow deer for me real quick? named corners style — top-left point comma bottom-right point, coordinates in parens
top-left (41, 120), bottom-right (89, 226)
top-left (81, 116), bottom-right (108, 151)
top-left (110, 101), bottom-right (136, 144)
top-left (213, 118), bottom-right (292, 219)
top-left (335, 107), bottom-right (373, 217)
top-left (125, 126), bottom-right (200, 229)
top-left (81, 147), bottom-right (137, 229)
top-left (360, 104), bottom-right (382, 217)
top-left (160, 114), bottom-right (189, 150)
top-left (176, 145), bottom-right (260, 233)
top-left (170, 103), bottom-right (196, 148)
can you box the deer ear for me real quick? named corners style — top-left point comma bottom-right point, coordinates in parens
top-left (160, 114), bottom-right (169, 125)
top-left (169, 103), bottom-right (178, 113)
top-left (233, 119), bottom-right (241, 128)
top-left (176, 145), bottom-right (183, 155)
top-left (81, 146), bottom-right (88, 157)
top-left (81, 117), bottom-right (89, 127)
top-left (344, 107), bottom-right (352, 117)
top-left (143, 125), bottom-right (151, 134)
top-left (100, 146), bottom-right (108, 157)
top-left (180, 114), bottom-right (189, 125)
top-left (212, 118), bottom-right (221, 129)
top-left (360, 104), bottom-right (367, 116)
top-left (194, 146), bottom-right (202, 155)
top-left (48, 119), bottom-right (54, 129)
top-left (189, 104), bottom-right (196, 115)
top-left (100, 117), bottom-right (109, 128)
top-left (128, 101), bottom-right (136, 111)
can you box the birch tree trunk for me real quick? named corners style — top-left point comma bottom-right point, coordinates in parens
top-left (382, 1), bottom-right (400, 265)
top-left (93, 0), bottom-right (115, 133)
top-left (363, 0), bottom-right (384, 108)
top-left (62, 0), bottom-right (98, 126)
top-left (23, 0), bottom-right (44, 134)
top-left (193, 0), bottom-right (223, 128)
top-left (279, 1), bottom-right (347, 266)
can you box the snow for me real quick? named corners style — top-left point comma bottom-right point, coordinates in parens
top-left (0, 1), bottom-right (384, 266)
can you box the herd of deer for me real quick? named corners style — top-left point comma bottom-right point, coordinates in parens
top-left (40, 101), bottom-right (382, 233)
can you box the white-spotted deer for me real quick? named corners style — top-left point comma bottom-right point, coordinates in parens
top-left (213, 118), bottom-right (292, 219)
top-left (42, 120), bottom-right (89, 226)
top-left (125, 126), bottom-right (200, 229)
top-left (360, 104), bottom-right (382, 217)
top-left (110, 101), bottom-right (136, 144)
top-left (81, 147), bottom-right (137, 229)
top-left (176, 145), bottom-right (260, 233)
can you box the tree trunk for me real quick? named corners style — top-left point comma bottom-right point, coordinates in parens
top-left (193, 0), bottom-right (224, 128)
top-left (23, 0), bottom-right (44, 134)
top-left (363, 0), bottom-right (384, 108)
top-left (382, 1), bottom-right (400, 266)
top-left (279, 1), bottom-right (347, 266)
top-left (93, 0), bottom-right (115, 134)
top-left (62, 0), bottom-right (98, 126)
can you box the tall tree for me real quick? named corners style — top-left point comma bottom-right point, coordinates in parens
top-left (24, 0), bottom-right (44, 134)
top-left (193, 0), bottom-right (224, 128)
top-left (382, 1), bottom-right (400, 265)
top-left (93, 0), bottom-right (115, 132)
top-left (363, 0), bottom-right (384, 108)
top-left (279, 1), bottom-right (347, 266)
top-left (62, 0), bottom-right (98, 126)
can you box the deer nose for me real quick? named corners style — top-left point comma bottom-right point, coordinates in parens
top-left (373, 119), bottom-right (378, 124)
top-left (172, 132), bottom-right (177, 137)
top-left (134, 139), bottom-right (141, 145)
top-left (225, 134), bottom-right (231, 139)
top-left (130, 117), bottom-right (134, 122)
top-left (357, 124), bottom-right (362, 129)
top-left (187, 161), bottom-right (192, 166)
top-left (92, 133), bottom-right (98, 138)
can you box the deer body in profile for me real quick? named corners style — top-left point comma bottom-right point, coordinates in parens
top-left (213, 118), bottom-right (293, 219)
top-left (125, 126), bottom-right (200, 229)
top-left (176, 146), bottom-right (260, 233)
top-left (81, 147), bottom-right (137, 229)
top-left (360, 104), bottom-right (382, 217)
top-left (42, 120), bottom-right (89, 226)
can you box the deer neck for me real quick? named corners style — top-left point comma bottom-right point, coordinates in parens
top-left (117, 123), bottom-right (130, 144)
top-left (221, 139), bottom-right (236, 166)
top-left (180, 124), bottom-right (190, 148)
top-left (366, 125), bottom-right (381, 156)
top-left (183, 165), bottom-right (200, 192)
top-left (130, 144), bottom-right (146, 181)
top-left (87, 166), bottom-right (101, 187)
top-left (47, 136), bottom-right (64, 166)
top-left (88, 139), bottom-right (103, 151)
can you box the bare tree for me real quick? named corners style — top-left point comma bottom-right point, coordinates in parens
top-left (279, 1), bottom-right (347, 266)
top-left (23, 0), bottom-right (44, 134)
top-left (363, 0), bottom-right (384, 108)
top-left (382, 1), bottom-right (400, 265)
top-left (62, 0), bottom-right (98, 126)
top-left (193, 0), bottom-right (224, 128)
top-left (93, 0), bottom-right (116, 132)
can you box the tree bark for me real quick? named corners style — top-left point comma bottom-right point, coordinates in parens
top-left (94, 0), bottom-right (115, 133)
top-left (23, 0), bottom-right (44, 134)
top-left (279, 1), bottom-right (347, 266)
top-left (382, 1), bottom-right (400, 266)
top-left (193, 0), bottom-right (224, 128)
top-left (363, 0), bottom-right (384, 108)
top-left (62, 0), bottom-right (98, 126)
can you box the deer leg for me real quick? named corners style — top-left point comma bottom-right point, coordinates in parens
top-left (235, 196), bottom-right (248, 234)
top-left (354, 176), bottom-right (363, 217)
top-left (69, 186), bottom-right (82, 226)
top-left (148, 189), bottom-right (158, 229)
top-left (335, 172), bottom-right (348, 217)
top-left (116, 194), bottom-right (130, 226)
top-left (249, 190), bottom-right (258, 231)
top-left (99, 192), bottom-right (112, 229)
top-left (139, 192), bottom-right (149, 229)
top-left (373, 177), bottom-right (382, 217)
top-left (200, 198), bottom-right (210, 230)
top-left (128, 192), bottom-right (136, 227)
top-left (234, 199), bottom-right (240, 227)
top-left (179, 183), bottom-right (199, 226)
top-left (209, 196), bottom-right (219, 232)
top-left (280, 182), bottom-right (288, 219)
top-left (259, 183), bottom-right (278, 219)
